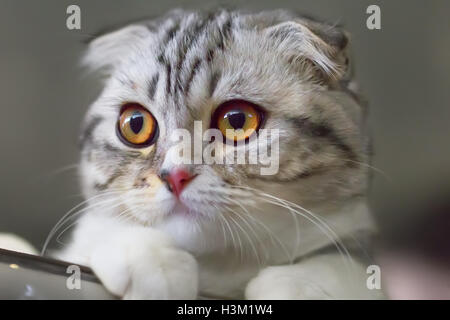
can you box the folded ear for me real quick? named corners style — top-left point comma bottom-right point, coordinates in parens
top-left (264, 18), bottom-right (350, 84)
top-left (82, 24), bottom-right (152, 75)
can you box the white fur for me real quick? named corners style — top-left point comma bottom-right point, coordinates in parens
top-left (57, 9), bottom-right (382, 300)
top-left (56, 214), bottom-right (198, 299)
top-left (246, 254), bottom-right (384, 299)
top-left (58, 197), bottom-right (378, 299)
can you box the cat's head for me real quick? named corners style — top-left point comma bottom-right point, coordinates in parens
top-left (79, 9), bottom-right (369, 255)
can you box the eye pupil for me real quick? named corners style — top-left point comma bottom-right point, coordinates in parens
top-left (211, 100), bottom-right (263, 143)
top-left (227, 111), bottom-right (246, 129)
top-left (130, 112), bottom-right (144, 134)
top-left (117, 103), bottom-right (158, 148)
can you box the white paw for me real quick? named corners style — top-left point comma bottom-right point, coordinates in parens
top-left (246, 254), bottom-right (384, 300)
top-left (245, 266), bottom-right (333, 300)
top-left (89, 228), bottom-right (198, 300)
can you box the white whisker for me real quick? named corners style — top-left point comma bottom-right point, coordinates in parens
top-left (226, 206), bottom-right (262, 265)
top-left (342, 158), bottom-right (392, 183)
top-left (230, 185), bottom-right (356, 273)
top-left (221, 213), bottom-right (238, 259)
top-left (41, 188), bottom-right (130, 255)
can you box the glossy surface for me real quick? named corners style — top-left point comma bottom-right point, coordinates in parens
top-left (211, 100), bottom-right (262, 142)
top-left (118, 103), bottom-right (158, 147)
top-left (0, 248), bottom-right (114, 299)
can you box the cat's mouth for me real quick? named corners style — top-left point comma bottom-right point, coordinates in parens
top-left (170, 201), bottom-right (192, 216)
top-left (169, 196), bottom-right (208, 219)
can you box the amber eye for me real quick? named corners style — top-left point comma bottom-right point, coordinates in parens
top-left (117, 103), bottom-right (158, 147)
top-left (211, 100), bottom-right (263, 143)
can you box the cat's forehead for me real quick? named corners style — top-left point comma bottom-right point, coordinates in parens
top-left (103, 16), bottom-right (305, 129)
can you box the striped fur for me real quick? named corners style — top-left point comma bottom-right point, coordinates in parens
top-left (60, 9), bottom-right (379, 300)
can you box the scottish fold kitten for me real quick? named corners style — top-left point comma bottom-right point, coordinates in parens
top-left (56, 9), bottom-right (382, 299)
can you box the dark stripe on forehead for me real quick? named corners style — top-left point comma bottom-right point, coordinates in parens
top-left (156, 21), bottom-right (178, 96)
top-left (161, 22), bottom-right (180, 47)
top-left (173, 17), bottom-right (211, 95)
top-left (153, 24), bottom-right (179, 74)
top-left (209, 70), bottom-right (220, 97)
top-left (290, 116), bottom-right (358, 163)
top-left (206, 48), bottom-right (215, 63)
top-left (184, 58), bottom-right (201, 95)
top-left (165, 63), bottom-right (172, 95)
top-left (182, 14), bottom-right (235, 95)
top-left (203, 16), bottom-right (234, 71)
top-left (216, 16), bottom-right (233, 50)
top-left (155, 21), bottom-right (181, 65)
top-left (220, 17), bottom-right (233, 39)
top-left (155, 11), bottom-right (235, 101)
top-left (79, 116), bottom-right (103, 148)
top-left (221, 16), bottom-right (232, 33)
top-left (148, 73), bottom-right (159, 100)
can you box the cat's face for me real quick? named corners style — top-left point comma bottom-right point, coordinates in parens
top-left (79, 9), bottom-right (369, 254)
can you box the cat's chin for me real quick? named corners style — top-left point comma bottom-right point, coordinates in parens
top-left (155, 206), bottom-right (226, 254)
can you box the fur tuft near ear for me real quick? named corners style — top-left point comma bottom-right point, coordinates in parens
top-left (264, 19), bottom-right (350, 84)
top-left (82, 24), bottom-right (152, 76)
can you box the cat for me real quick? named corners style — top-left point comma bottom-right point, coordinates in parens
top-left (55, 8), bottom-right (383, 299)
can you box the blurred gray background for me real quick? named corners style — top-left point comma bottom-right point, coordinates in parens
top-left (0, 0), bottom-right (449, 250)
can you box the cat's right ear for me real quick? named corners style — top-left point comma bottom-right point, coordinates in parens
top-left (82, 24), bottom-right (152, 76)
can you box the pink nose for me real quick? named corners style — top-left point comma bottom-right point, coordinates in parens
top-left (163, 168), bottom-right (195, 197)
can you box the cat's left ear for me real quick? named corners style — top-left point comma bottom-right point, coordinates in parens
top-left (82, 24), bottom-right (153, 76)
top-left (264, 19), bottom-right (350, 84)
